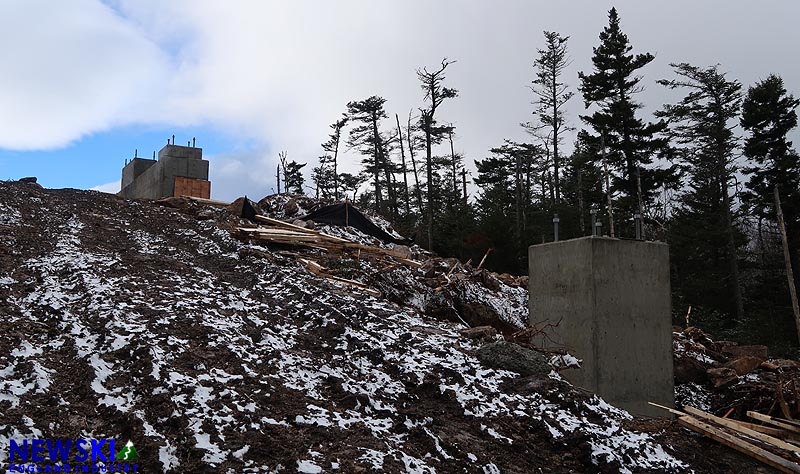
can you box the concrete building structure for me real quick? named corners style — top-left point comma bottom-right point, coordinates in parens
top-left (119, 143), bottom-right (210, 199)
top-left (528, 236), bottom-right (674, 417)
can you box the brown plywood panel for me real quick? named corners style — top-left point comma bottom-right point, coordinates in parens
top-left (174, 176), bottom-right (211, 199)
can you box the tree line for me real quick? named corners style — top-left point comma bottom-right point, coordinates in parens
top-left (278, 7), bottom-right (800, 339)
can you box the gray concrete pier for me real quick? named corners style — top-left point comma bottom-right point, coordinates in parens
top-left (528, 236), bottom-right (674, 417)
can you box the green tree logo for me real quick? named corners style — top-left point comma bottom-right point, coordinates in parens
top-left (119, 440), bottom-right (139, 461)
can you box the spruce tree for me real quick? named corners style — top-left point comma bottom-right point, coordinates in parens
top-left (527, 31), bottom-right (573, 204)
top-left (740, 74), bottom-right (800, 293)
top-left (578, 8), bottom-right (668, 233)
top-left (283, 160), bottom-right (306, 195)
top-left (417, 58), bottom-right (458, 250)
top-left (657, 63), bottom-right (745, 320)
top-left (321, 115), bottom-right (348, 200)
top-left (346, 96), bottom-right (394, 214)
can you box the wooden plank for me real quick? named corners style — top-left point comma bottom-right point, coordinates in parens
top-left (774, 417), bottom-right (800, 430)
top-left (728, 419), bottom-right (799, 440)
top-left (677, 415), bottom-right (800, 474)
top-left (647, 402), bottom-right (685, 417)
top-left (240, 228), bottom-right (321, 238)
top-left (684, 406), bottom-right (800, 453)
top-left (298, 258), bottom-right (381, 296)
top-left (255, 214), bottom-right (319, 234)
top-left (254, 215), bottom-right (351, 243)
top-left (180, 195), bottom-right (229, 207)
top-left (237, 226), bottom-right (422, 266)
top-left (749, 411), bottom-right (800, 434)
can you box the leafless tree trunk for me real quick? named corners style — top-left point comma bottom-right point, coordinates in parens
top-left (395, 113), bottom-right (410, 216)
top-left (775, 186), bottom-right (800, 343)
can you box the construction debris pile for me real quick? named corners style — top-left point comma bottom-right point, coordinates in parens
top-left (675, 326), bottom-right (800, 419)
top-left (655, 403), bottom-right (800, 473)
top-left (0, 181), bottom-right (790, 473)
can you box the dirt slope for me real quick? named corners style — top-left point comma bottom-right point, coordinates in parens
top-left (0, 182), bottom-right (773, 473)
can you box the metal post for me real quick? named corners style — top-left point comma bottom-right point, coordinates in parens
top-left (595, 220), bottom-right (603, 236)
top-left (590, 208), bottom-right (598, 237)
top-left (634, 213), bottom-right (642, 240)
top-left (553, 214), bottom-right (560, 242)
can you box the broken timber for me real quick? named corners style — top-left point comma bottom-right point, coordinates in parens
top-left (677, 415), bottom-right (800, 474)
top-left (237, 225), bottom-right (422, 267)
top-left (298, 258), bottom-right (380, 296)
top-left (649, 403), bottom-right (800, 473)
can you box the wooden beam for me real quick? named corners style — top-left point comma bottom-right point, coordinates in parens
top-left (179, 195), bottom-right (231, 207)
top-left (683, 406), bottom-right (800, 453)
top-left (726, 419), bottom-right (800, 441)
top-left (647, 402), bottom-right (684, 417)
top-left (748, 411), bottom-right (800, 434)
top-left (298, 258), bottom-right (381, 296)
top-left (677, 415), bottom-right (800, 474)
top-left (254, 215), bottom-right (351, 243)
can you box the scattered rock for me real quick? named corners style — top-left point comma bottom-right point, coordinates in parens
top-left (284, 198), bottom-right (299, 215)
top-left (156, 196), bottom-right (192, 210)
top-left (760, 361), bottom-right (780, 371)
top-left (723, 356), bottom-right (764, 376)
top-left (476, 341), bottom-right (550, 377)
top-left (772, 359), bottom-right (800, 369)
top-left (458, 326), bottom-right (497, 340)
top-left (721, 344), bottom-right (768, 360)
top-left (391, 245), bottom-right (412, 259)
top-left (292, 219), bottom-right (312, 229)
top-left (706, 367), bottom-right (739, 388)
top-left (674, 356), bottom-right (709, 385)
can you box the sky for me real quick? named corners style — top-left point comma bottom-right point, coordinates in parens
top-left (0, 0), bottom-right (798, 201)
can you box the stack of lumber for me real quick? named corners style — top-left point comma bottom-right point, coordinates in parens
top-left (651, 403), bottom-right (800, 473)
top-left (233, 214), bottom-right (427, 296)
top-left (235, 214), bottom-right (421, 265)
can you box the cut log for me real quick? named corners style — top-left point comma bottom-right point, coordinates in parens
top-left (683, 406), bottom-right (800, 453)
top-left (677, 415), bottom-right (800, 474)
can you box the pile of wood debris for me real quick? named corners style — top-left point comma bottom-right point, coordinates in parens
top-left (674, 326), bottom-right (800, 420)
top-left (653, 403), bottom-right (800, 473)
top-left (163, 195), bottom-right (530, 334)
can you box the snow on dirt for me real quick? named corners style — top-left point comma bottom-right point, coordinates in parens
top-left (0, 183), bottom-right (700, 473)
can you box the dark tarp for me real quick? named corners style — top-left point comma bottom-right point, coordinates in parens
top-left (302, 203), bottom-right (412, 245)
top-left (241, 197), bottom-right (258, 221)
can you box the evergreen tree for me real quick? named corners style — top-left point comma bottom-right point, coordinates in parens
top-left (346, 96), bottom-right (395, 215)
top-left (311, 155), bottom-right (336, 199)
top-left (474, 141), bottom-right (541, 273)
top-left (322, 115), bottom-right (348, 200)
top-left (561, 132), bottom-right (605, 236)
top-left (418, 58), bottom-right (458, 249)
top-left (284, 160), bottom-right (306, 195)
top-left (526, 31), bottom-right (573, 204)
top-left (740, 74), bottom-right (800, 292)
top-left (338, 172), bottom-right (364, 201)
top-left (578, 7), bottom-right (669, 233)
top-left (657, 63), bottom-right (745, 320)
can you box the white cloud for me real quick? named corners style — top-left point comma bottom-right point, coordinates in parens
top-left (3, 0), bottom-right (800, 199)
top-left (91, 180), bottom-right (120, 194)
top-left (0, 0), bottom-right (172, 150)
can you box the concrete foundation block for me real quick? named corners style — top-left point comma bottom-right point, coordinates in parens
top-left (529, 236), bottom-right (674, 417)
